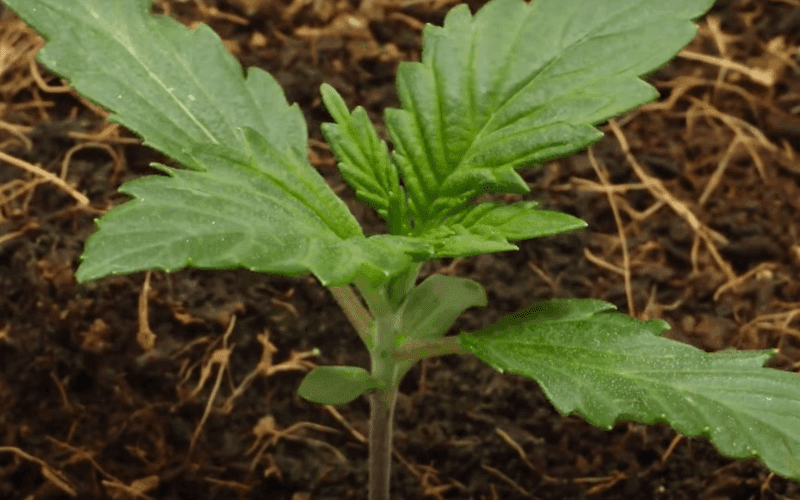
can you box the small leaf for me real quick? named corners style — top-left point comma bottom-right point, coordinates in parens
top-left (298, 366), bottom-right (380, 406)
top-left (392, 274), bottom-right (487, 385)
top-left (320, 84), bottom-right (408, 234)
top-left (459, 298), bottom-right (800, 481)
top-left (418, 202), bottom-right (588, 258)
top-left (385, 263), bottom-right (423, 311)
top-left (398, 274), bottom-right (487, 345)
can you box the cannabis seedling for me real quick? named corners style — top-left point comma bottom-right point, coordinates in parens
top-left (6, 0), bottom-right (800, 497)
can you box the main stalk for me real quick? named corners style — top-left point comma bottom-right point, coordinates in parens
top-left (368, 385), bottom-right (399, 500)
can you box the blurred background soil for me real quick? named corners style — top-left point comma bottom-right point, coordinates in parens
top-left (2, 0), bottom-right (800, 498)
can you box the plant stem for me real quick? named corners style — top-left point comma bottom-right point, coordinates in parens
top-left (329, 285), bottom-right (374, 350)
top-left (337, 273), bottom-right (473, 499)
top-left (368, 385), bottom-right (398, 500)
top-left (353, 277), bottom-right (404, 500)
top-left (392, 335), bottom-right (470, 362)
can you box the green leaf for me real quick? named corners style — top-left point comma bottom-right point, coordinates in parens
top-left (320, 84), bottom-right (408, 235)
top-left (385, 0), bottom-right (716, 232)
top-left (418, 202), bottom-right (588, 258)
top-left (3, 0), bottom-right (431, 286)
top-left (392, 273), bottom-right (487, 384)
top-left (75, 129), bottom-right (431, 286)
top-left (385, 263), bottom-right (423, 312)
top-left (459, 299), bottom-right (800, 481)
top-left (298, 366), bottom-right (380, 406)
top-left (398, 274), bottom-right (487, 345)
top-left (6, 0), bottom-right (302, 170)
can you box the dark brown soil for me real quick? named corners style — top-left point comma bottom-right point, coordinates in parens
top-left (2, 0), bottom-right (800, 499)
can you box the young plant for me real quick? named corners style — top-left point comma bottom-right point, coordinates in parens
top-left (7, 0), bottom-right (800, 497)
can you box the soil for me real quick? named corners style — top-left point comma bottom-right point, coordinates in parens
top-left (2, 0), bottom-right (800, 499)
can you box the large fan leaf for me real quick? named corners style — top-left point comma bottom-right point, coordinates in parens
top-left (3, 0), bottom-right (427, 285)
top-left (385, 0), bottom-right (716, 231)
top-left (75, 128), bottom-right (432, 286)
top-left (459, 299), bottom-right (800, 480)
